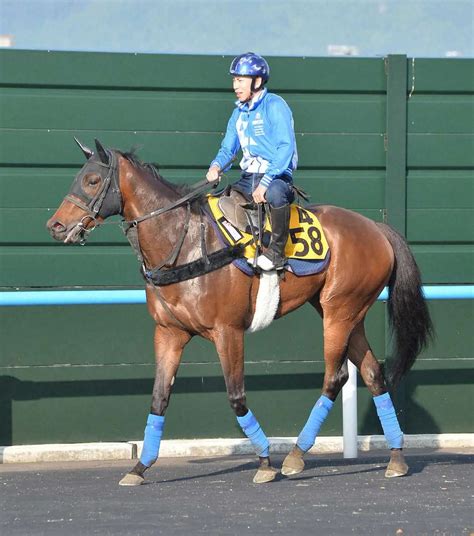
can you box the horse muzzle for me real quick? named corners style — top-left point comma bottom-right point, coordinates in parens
top-left (47, 215), bottom-right (97, 245)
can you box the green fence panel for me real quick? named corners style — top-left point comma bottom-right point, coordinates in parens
top-left (0, 50), bottom-right (473, 444)
top-left (407, 134), bottom-right (474, 168)
top-left (1, 89), bottom-right (387, 134)
top-left (1, 300), bottom-right (471, 444)
top-left (412, 245), bottom-right (474, 284)
top-left (1, 50), bottom-right (387, 92)
top-left (0, 168), bottom-right (240, 209)
top-left (407, 58), bottom-right (474, 94)
top-left (407, 209), bottom-right (474, 243)
top-left (408, 95), bottom-right (474, 134)
top-left (0, 130), bottom-right (386, 168)
top-left (0, 209), bottom-right (126, 244)
top-left (0, 246), bottom-right (142, 287)
top-left (407, 171), bottom-right (474, 209)
top-left (0, 169), bottom-right (385, 209)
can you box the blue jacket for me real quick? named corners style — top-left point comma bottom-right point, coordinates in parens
top-left (211, 88), bottom-right (298, 188)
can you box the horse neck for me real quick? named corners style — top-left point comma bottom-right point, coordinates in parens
top-left (118, 157), bottom-right (200, 269)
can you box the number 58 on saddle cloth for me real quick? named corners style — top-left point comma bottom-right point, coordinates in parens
top-left (206, 195), bottom-right (331, 277)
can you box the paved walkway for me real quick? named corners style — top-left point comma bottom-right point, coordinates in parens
top-left (1, 449), bottom-right (472, 535)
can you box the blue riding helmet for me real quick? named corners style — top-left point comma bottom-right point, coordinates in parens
top-left (229, 52), bottom-right (270, 82)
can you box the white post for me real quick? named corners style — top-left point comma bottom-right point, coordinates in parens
top-left (342, 360), bottom-right (358, 458)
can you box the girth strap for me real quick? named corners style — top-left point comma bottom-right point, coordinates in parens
top-left (142, 244), bottom-right (244, 286)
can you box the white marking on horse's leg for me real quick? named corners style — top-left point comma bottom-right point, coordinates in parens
top-left (246, 271), bottom-right (280, 333)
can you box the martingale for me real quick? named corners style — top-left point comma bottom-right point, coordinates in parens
top-left (207, 195), bottom-right (330, 262)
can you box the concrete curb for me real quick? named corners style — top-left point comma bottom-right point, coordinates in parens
top-left (0, 442), bottom-right (135, 464)
top-left (1, 434), bottom-right (472, 464)
top-left (133, 433), bottom-right (474, 458)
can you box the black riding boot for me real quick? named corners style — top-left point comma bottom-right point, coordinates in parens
top-left (257, 204), bottom-right (290, 271)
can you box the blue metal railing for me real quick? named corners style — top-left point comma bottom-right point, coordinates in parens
top-left (0, 285), bottom-right (473, 306)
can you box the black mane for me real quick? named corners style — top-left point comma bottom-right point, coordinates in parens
top-left (117, 149), bottom-right (193, 196)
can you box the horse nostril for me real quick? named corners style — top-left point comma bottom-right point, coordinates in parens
top-left (51, 221), bottom-right (66, 233)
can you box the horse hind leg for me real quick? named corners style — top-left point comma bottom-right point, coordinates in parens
top-left (348, 321), bottom-right (408, 478)
top-left (282, 318), bottom-right (352, 476)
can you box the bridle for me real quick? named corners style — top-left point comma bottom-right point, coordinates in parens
top-left (63, 150), bottom-right (122, 244)
top-left (63, 148), bottom-right (222, 246)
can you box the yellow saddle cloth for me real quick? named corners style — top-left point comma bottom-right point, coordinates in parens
top-left (207, 195), bottom-right (329, 262)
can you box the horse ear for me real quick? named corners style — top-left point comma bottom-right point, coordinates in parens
top-left (74, 137), bottom-right (93, 159)
top-left (94, 138), bottom-right (109, 164)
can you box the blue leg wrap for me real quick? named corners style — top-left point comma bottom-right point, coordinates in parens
top-left (373, 392), bottom-right (404, 449)
top-left (296, 395), bottom-right (334, 452)
top-left (237, 409), bottom-right (270, 457)
top-left (140, 413), bottom-right (165, 467)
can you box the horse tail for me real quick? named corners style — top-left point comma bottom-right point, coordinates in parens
top-left (377, 223), bottom-right (434, 386)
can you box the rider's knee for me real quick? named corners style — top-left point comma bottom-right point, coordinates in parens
top-left (265, 178), bottom-right (294, 208)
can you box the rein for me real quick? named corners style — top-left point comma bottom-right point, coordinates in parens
top-left (120, 155), bottom-right (234, 229)
top-left (122, 178), bottom-right (217, 229)
top-left (66, 150), bottom-right (241, 285)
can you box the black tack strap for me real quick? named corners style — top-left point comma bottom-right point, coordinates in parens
top-left (199, 208), bottom-right (210, 266)
top-left (151, 286), bottom-right (189, 331)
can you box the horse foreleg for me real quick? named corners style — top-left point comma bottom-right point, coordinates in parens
top-left (282, 319), bottom-right (352, 476)
top-left (215, 326), bottom-right (278, 484)
top-left (348, 322), bottom-right (408, 478)
top-left (119, 326), bottom-right (191, 486)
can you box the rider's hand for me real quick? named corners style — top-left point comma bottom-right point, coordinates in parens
top-left (252, 183), bottom-right (268, 204)
top-left (206, 165), bottom-right (221, 183)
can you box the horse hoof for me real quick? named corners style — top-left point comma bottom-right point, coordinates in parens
top-left (385, 464), bottom-right (409, 478)
top-left (385, 451), bottom-right (409, 478)
top-left (119, 472), bottom-right (145, 486)
top-left (253, 466), bottom-right (278, 484)
top-left (281, 448), bottom-right (305, 476)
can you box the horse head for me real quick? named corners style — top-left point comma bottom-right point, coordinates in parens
top-left (46, 138), bottom-right (123, 244)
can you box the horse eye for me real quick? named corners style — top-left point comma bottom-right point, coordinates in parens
top-left (89, 175), bottom-right (101, 186)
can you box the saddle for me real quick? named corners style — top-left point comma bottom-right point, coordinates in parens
top-left (217, 188), bottom-right (260, 234)
top-left (208, 188), bottom-right (329, 264)
top-left (217, 185), bottom-right (311, 235)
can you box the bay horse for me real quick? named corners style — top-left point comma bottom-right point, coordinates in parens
top-left (46, 139), bottom-right (433, 486)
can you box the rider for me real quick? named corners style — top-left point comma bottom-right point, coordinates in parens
top-left (206, 52), bottom-right (298, 271)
